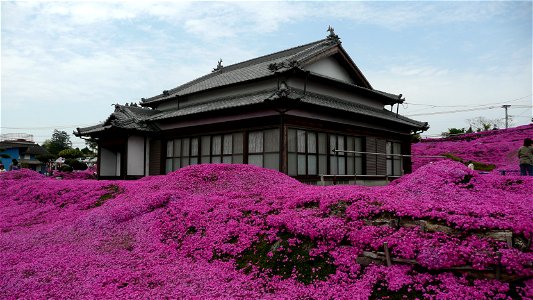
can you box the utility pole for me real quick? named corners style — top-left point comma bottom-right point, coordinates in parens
top-left (502, 105), bottom-right (511, 129)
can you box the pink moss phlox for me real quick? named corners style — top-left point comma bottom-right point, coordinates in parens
top-left (1, 162), bottom-right (532, 298)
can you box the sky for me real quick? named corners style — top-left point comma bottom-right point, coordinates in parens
top-left (1, 1), bottom-right (532, 149)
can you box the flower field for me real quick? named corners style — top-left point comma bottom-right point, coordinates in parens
top-left (412, 124), bottom-right (533, 172)
top-left (1, 158), bottom-right (532, 299)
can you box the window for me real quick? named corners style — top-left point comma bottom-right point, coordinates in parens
top-left (165, 132), bottom-right (245, 173)
top-left (288, 128), bottom-right (364, 176)
top-left (248, 129), bottom-right (280, 171)
top-left (386, 141), bottom-right (403, 176)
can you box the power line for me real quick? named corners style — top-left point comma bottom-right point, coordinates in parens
top-left (405, 105), bottom-right (533, 117)
top-left (404, 94), bottom-right (532, 109)
top-left (0, 124), bottom-right (96, 130)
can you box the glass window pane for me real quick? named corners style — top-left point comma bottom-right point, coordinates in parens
top-left (190, 157), bottom-right (198, 165)
top-left (201, 156), bottom-right (210, 164)
top-left (318, 133), bottom-right (327, 154)
top-left (232, 155), bottom-right (243, 164)
top-left (394, 159), bottom-right (402, 176)
top-left (308, 155), bottom-right (317, 175)
top-left (355, 137), bottom-right (363, 152)
top-left (288, 153), bottom-right (297, 176)
top-left (338, 136), bottom-right (345, 151)
top-left (248, 132), bottom-right (263, 153)
top-left (394, 143), bottom-right (402, 154)
top-left (319, 155), bottom-right (327, 175)
top-left (264, 129), bottom-right (280, 152)
top-left (181, 157), bottom-right (189, 167)
top-left (233, 132), bottom-right (243, 154)
top-left (173, 158), bottom-right (181, 170)
top-left (248, 154), bottom-right (263, 167)
top-left (386, 142), bottom-right (392, 155)
top-left (173, 139), bottom-right (181, 157)
top-left (347, 137), bottom-right (354, 151)
top-left (165, 159), bottom-right (173, 174)
top-left (307, 132), bottom-right (317, 153)
top-left (212, 135), bottom-right (221, 155)
top-left (191, 138), bottom-right (199, 156)
top-left (182, 138), bottom-right (190, 156)
top-left (166, 141), bottom-right (174, 157)
top-left (330, 135), bottom-right (337, 152)
top-left (347, 156), bottom-right (354, 174)
top-left (338, 156), bottom-right (346, 175)
top-left (297, 130), bottom-right (306, 153)
top-left (264, 153), bottom-right (279, 171)
top-left (211, 156), bottom-right (221, 163)
top-left (223, 156), bottom-right (232, 164)
top-left (330, 156), bottom-right (337, 174)
top-left (201, 136), bottom-right (210, 156)
top-left (298, 154), bottom-right (306, 175)
top-left (223, 134), bottom-right (232, 155)
top-left (387, 159), bottom-right (393, 176)
top-left (355, 157), bottom-right (363, 175)
top-left (288, 129), bottom-right (297, 153)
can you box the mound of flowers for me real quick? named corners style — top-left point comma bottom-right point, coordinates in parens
top-left (1, 163), bottom-right (532, 299)
top-left (412, 124), bottom-right (533, 172)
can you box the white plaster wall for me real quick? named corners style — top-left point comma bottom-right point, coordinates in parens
top-left (100, 147), bottom-right (117, 176)
top-left (305, 56), bottom-right (353, 83)
top-left (127, 135), bottom-right (145, 176)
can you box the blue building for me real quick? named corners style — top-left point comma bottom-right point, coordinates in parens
top-left (0, 138), bottom-right (49, 172)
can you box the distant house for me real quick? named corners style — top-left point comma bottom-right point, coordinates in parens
top-left (0, 134), bottom-right (49, 172)
top-left (76, 29), bottom-right (428, 184)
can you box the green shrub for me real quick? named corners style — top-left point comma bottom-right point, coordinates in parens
top-left (60, 164), bottom-right (74, 172)
top-left (65, 158), bottom-right (87, 170)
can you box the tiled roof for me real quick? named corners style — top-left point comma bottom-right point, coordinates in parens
top-left (76, 105), bottom-right (160, 136)
top-left (147, 87), bottom-right (426, 130)
top-left (297, 90), bottom-right (428, 130)
top-left (0, 141), bottom-right (49, 155)
top-left (148, 89), bottom-right (278, 121)
top-left (142, 38), bottom-right (347, 105)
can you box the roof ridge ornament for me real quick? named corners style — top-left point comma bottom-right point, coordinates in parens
top-left (327, 25), bottom-right (341, 44)
top-left (212, 58), bottom-right (223, 72)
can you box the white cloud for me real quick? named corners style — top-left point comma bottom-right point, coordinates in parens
top-left (1, 1), bottom-right (531, 145)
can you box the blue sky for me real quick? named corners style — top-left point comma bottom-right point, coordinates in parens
top-left (1, 1), bottom-right (532, 148)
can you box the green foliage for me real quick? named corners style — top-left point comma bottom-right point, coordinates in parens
top-left (85, 139), bottom-right (98, 154)
top-left (441, 128), bottom-right (465, 137)
top-left (472, 161), bottom-right (496, 171)
top-left (467, 116), bottom-right (508, 133)
top-left (43, 130), bottom-right (73, 156)
top-left (35, 153), bottom-right (55, 163)
top-left (233, 232), bottom-right (337, 284)
top-left (411, 134), bottom-right (421, 143)
top-left (60, 164), bottom-right (74, 172)
top-left (58, 148), bottom-right (84, 159)
top-left (443, 153), bottom-right (496, 171)
top-left (65, 158), bottom-right (87, 170)
top-left (91, 185), bottom-right (122, 208)
top-left (80, 147), bottom-right (94, 156)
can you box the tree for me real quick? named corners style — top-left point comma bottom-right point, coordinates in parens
top-left (441, 128), bottom-right (465, 137)
top-left (466, 117), bottom-right (508, 132)
top-left (84, 139), bottom-right (98, 157)
top-left (43, 130), bottom-right (72, 156)
top-left (58, 148), bottom-right (84, 159)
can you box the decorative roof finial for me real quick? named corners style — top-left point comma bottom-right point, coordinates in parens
top-left (326, 25), bottom-right (340, 43)
top-left (212, 58), bottom-right (223, 72)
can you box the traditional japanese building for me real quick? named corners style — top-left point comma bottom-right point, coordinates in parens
top-left (75, 28), bottom-right (428, 184)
